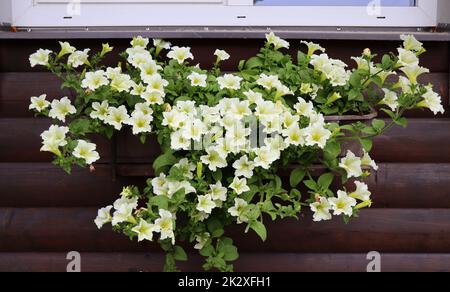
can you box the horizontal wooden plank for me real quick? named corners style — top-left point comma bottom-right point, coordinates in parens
top-left (0, 252), bottom-right (448, 272)
top-left (1, 39), bottom-right (448, 72)
top-left (1, 72), bottom-right (448, 118)
top-left (0, 208), bottom-right (449, 253)
top-left (1, 162), bottom-right (450, 208)
top-left (1, 118), bottom-right (448, 163)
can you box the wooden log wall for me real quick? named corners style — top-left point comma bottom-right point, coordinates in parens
top-left (0, 35), bottom-right (449, 272)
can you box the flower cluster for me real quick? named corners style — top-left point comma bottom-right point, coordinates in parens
top-left (29, 33), bottom-right (444, 271)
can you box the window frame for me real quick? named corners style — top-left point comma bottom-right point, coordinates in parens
top-left (7, 0), bottom-right (439, 28)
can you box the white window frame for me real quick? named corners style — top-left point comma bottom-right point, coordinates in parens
top-left (4, 0), bottom-right (440, 28)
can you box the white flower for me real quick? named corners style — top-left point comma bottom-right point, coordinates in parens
top-left (68, 49), bottom-right (90, 68)
top-left (132, 219), bottom-right (158, 242)
top-left (201, 149), bottom-right (227, 171)
top-left (126, 47), bottom-right (152, 68)
top-left (105, 106), bottom-right (130, 130)
top-left (243, 90), bottom-right (264, 105)
top-left (398, 76), bottom-right (412, 94)
top-left (217, 74), bottom-right (242, 90)
top-left (254, 146), bottom-right (280, 169)
top-left (397, 48), bottom-right (419, 67)
top-left (401, 34), bottom-right (423, 52)
top-left (139, 61), bottom-right (162, 82)
top-left (155, 209), bottom-right (175, 245)
top-left (127, 112), bottom-right (153, 135)
top-left (167, 46), bottom-right (194, 64)
top-left (349, 181), bottom-right (372, 202)
top-left (305, 124), bottom-right (332, 149)
top-left (94, 206), bottom-right (113, 229)
top-left (110, 74), bottom-right (134, 92)
top-left (40, 125), bottom-right (69, 156)
top-left (106, 67), bottom-right (122, 80)
top-left (81, 70), bottom-right (109, 91)
top-left (420, 87), bottom-right (445, 115)
top-left (233, 156), bottom-right (255, 179)
top-left (134, 103), bottom-right (153, 116)
top-left (256, 74), bottom-right (281, 90)
top-left (283, 124), bottom-right (306, 146)
top-left (301, 41), bottom-right (325, 56)
top-left (380, 88), bottom-right (399, 111)
top-left (131, 82), bottom-right (147, 96)
top-left (73, 140), bottom-right (100, 165)
top-left (114, 196), bottom-right (138, 210)
top-left (153, 39), bottom-right (171, 51)
top-left (187, 72), bottom-right (208, 87)
top-left (400, 65), bottom-right (429, 84)
top-left (49, 97), bottom-right (76, 122)
top-left (361, 150), bottom-right (378, 171)
top-left (294, 97), bottom-right (315, 117)
top-left (214, 49), bottom-right (230, 62)
top-left (339, 151), bottom-right (363, 178)
top-left (230, 177), bottom-right (250, 195)
top-left (174, 158), bottom-right (196, 180)
top-left (145, 74), bottom-right (169, 95)
top-left (228, 198), bottom-right (249, 224)
top-left (197, 194), bottom-right (217, 214)
top-left (112, 204), bottom-right (135, 226)
top-left (142, 90), bottom-right (164, 105)
top-left (167, 181), bottom-right (196, 198)
top-left (171, 130), bottom-right (191, 150)
top-left (29, 94), bottom-right (50, 112)
top-left (310, 197), bottom-right (332, 222)
top-left (266, 32), bottom-right (290, 50)
top-left (58, 41), bottom-right (76, 58)
top-left (29, 49), bottom-right (52, 67)
top-left (152, 173), bottom-right (169, 196)
top-left (131, 36), bottom-right (149, 48)
top-left (329, 190), bottom-right (357, 216)
top-left (182, 119), bottom-right (207, 142)
top-left (90, 101), bottom-right (109, 121)
top-left (208, 181), bottom-right (228, 202)
top-left (194, 233), bottom-right (210, 250)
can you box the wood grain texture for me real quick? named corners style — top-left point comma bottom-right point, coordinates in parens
top-left (0, 208), bottom-right (449, 253)
top-left (0, 252), bottom-right (449, 272)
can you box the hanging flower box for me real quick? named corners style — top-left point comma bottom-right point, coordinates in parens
top-left (28, 33), bottom-right (444, 272)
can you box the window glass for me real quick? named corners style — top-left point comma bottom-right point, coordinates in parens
top-left (254, 0), bottom-right (416, 6)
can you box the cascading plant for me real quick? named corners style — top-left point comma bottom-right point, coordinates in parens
top-left (29, 33), bottom-right (444, 271)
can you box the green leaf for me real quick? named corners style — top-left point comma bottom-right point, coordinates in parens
top-left (360, 138), bottom-right (373, 152)
top-left (324, 141), bottom-right (341, 159)
top-left (148, 195), bottom-right (169, 210)
top-left (290, 168), bottom-right (306, 188)
top-left (69, 119), bottom-right (91, 136)
top-left (249, 221), bottom-right (267, 242)
top-left (238, 60), bottom-right (246, 71)
top-left (349, 72), bottom-right (362, 88)
top-left (318, 173), bottom-right (334, 190)
top-left (200, 244), bottom-right (215, 257)
top-left (395, 117), bottom-right (408, 128)
top-left (153, 152), bottom-right (177, 175)
top-left (222, 245), bottom-right (239, 262)
top-left (207, 219), bottom-right (224, 236)
top-left (172, 246), bottom-right (188, 261)
top-left (372, 119), bottom-right (386, 132)
top-left (245, 57), bottom-right (263, 69)
top-left (304, 180), bottom-right (318, 191)
top-left (381, 54), bottom-right (393, 70)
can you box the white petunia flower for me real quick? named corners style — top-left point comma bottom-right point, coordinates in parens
top-left (294, 97), bottom-right (315, 117)
top-left (49, 97), bottom-right (76, 122)
top-left (233, 156), bottom-right (255, 179)
top-left (208, 181), bottom-right (228, 202)
top-left (329, 190), bottom-right (357, 216)
top-left (339, 151), bottom-right (363, 178)
top-left (111, 204), bottom-right (135, 226)
top-left (349, 181), bottom-right (372, 202)
top-left (243, 90), bottom-right (264, 105)
top-left (144, 74), bottom-right (169, 95)
top-left (400, 65), bottom-right (429, 84)
top-left (153, 39), bottom-right (172, 51)
top-left (174, 158), bottom-right (196, 180)
top-left (283, 124), bottom-right (306, 146)
top-left (217, 74), bottom-right (242, 90)
top-left (305, 124), bottom-right (332, 149)
top-left (256, 74), bottom-right (282, 91)
top-left (57, 41), bottom-right (76, 58)
top-left (152, 173), bottom-right (169, 196)
top-left (29, 94), bottom-right (50, 112)
top-left (73, 140), bottom-right (100, 165)
top-left (167, 46), bottom-right (194, 64)
top-left (400, 34), bottom-right (423, 52)
top-left (201, 149), bottom-right (227, 171)
top-left (310, 197), bottom-right (332, 222)
top-left (301, 40), bottom-right (325, 56)
top-left (134, 103), bottom-right (153, 116)
top-left (81, 70), bottom-right (109, 91)
top-left (40, 125), bottom-right (69, 156)
top-left (228, 198), bottom-right (249, 224)
top-left (90, 100), bottom-right (109, 121)
top-left (142, 90), bottom-right (164, 105)
top-left (68, 49), bottom-right (90, 68)
top-left (105, 67), bottom-right (122, 80)
top-left (254, 146), bottom-right (280, 169)
top-left (110, 74), bottom-right (134, 92)
top-left (420, 87), bottom-right (445, 115)
top-left (131, 82), bottom-right (147, 96)
top-left (105, 106), bottom-right (130, 130)
top-left (126, 47), bottom-right (152, 68)
top-left (139, 61), bottom-right (162, 82)
top-left (361, 150), bottom-right (378, 171)
top-left (230, 177), bottom-right (250, 195)
top-left (131, 36), bottom-right (149, 48)
top-left (266, 32), bottom-right (290, 50)
top-left (30, 49), bottom-right (52, 67)
top-left (380, 88), bottom-right (399, 111)
top-left (132, 219), bottom-right (158, 242)
top-left (127, 112), bottom-right (153, 135)
top-left (171, 130), bottom-right (191, 150)
top-left (94, 206), bottom-right (113, 229)
top-left (197, 194), bottom-right (217, 214)
top-left (194, 233), bottom-right (210, 250)
top-left (155, 209), bottom-right (175, 245)
top-left (167, 181), bottom-right (196, 198)
top-left (214, 49), bottom-right (230, 62)
top-left (182, 119), bottom-right (207, 142)
top-left (397, 48), bottom-right (419, 67)
top-left (187, 72), bottom-right (208, 87)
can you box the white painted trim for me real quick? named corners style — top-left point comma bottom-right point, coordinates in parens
top-left (4, 0), bottom-right (441, 28)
